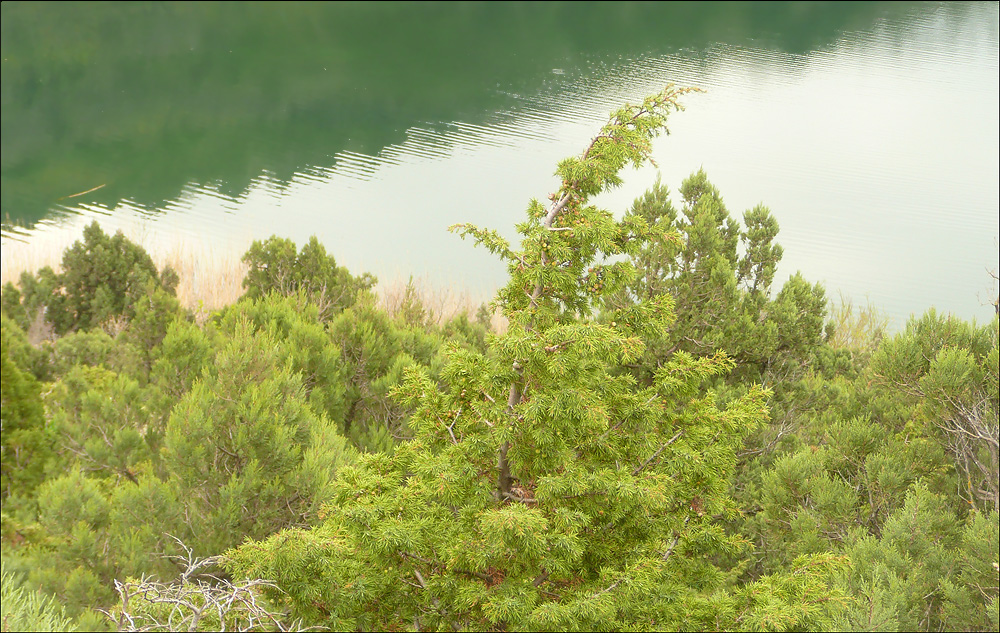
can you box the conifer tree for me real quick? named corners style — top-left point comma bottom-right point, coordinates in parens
top-left (163, 315), bottom-right (357, 557)
top-left (613, 170), bottom-right (826, 386)
top-left (1, 320), bottom-right (52, 500)
top-left (3, 222), bottom-right (178, 336)
top-left (327, 290), bottom-right (452, 451)
top-left (226, 87), bottom-right (845, 631)
top-left (241, 235), bottom-right (376, 321)
top-left (1, 562), bottom-right (79, 632)
top-left (869, 311), bottom-right (999, 512)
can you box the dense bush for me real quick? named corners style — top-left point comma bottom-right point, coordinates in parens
top-left (869, 310), bottom-right (999, 512)
top-left (241, 235), bottom-right (375, 320)
top-left (225, 86), bottom-right (849, 631)
top-left (2, 222), bottom-right (178, 336)
top-left (163, 316), bottom-right (357, 555)
top-left (0, 321), bottom-right (51, 501)
top-left (0, 91), bottom-right (996, 631)
top-left (614, 171), bottom-right (827, 385)
top-left (1, 562), bottom-right (78, 632)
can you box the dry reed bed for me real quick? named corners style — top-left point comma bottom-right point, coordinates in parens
top-left (2, 227), bottom-right (502, 329)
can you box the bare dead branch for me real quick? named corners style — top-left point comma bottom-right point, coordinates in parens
top-left (105, 536), bottom-right (305, 632)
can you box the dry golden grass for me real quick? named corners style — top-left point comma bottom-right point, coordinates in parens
top-left (2, 223), bottom-right (250, 316)
top-left (3, 225), bottom-right (506, 331)
top-left (1, 225), bottom-right (78, 284)
top-left (377, 275), bottom-right (507, 332)
top-left (826, 292), bottom-right (890, 353)
top-left (158, 244), bottom-right (247, 315)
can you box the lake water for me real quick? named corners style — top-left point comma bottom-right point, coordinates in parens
top-left (2, 2), bottom-right (998, 326)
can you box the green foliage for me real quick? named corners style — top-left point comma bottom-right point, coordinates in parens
top-left (1, 318), bottom-right (53, 501)
top-left (737, 313), bottom-right (962, 591)
top-left (1, 562), bottom-right (77, 632)
top-left (613, 170), bottom-right (839, 599)
top-left (328, 291), bottom-right (450, 451)
top-left (28, 469), bottom-right (181, 616)
top-left (163, 316), bottom-right (356, 556)
top-left (442, 310), bottom-right (492, 356)
top-left (836, 486), bottom-right (998, 632)
top-left (145, 317), bottom-right (214, 426)
top-left (744, 409), bottom-right (955, 573)
top-left (46, 365), bottom-right (154, 482)
top-left (870, 311), bottom-right (999, 512)
top-left (47, 329), bottom-right (115, 380)
top-left (226, 87), bottom-right (843, 631)
top-left (210, 287), bottom-right (454, 453)
top-left (938, 510), bottom-right (1000, 632)
top-left (0, 283), bottom-right (25, 330)
top-left (722, 553), bottom-right (850, 631)
top-left (241, 235), bottom-right (376, 320)
top-left (609, 173), bottom-right (829, 505)
top-left (6, 222), bottom-right (178, 336)
top-left (736, 308), bottom-right (997, 631)
top-left (613, 171), bottom-right (827, 386)
top-left (214, 291), bottom-right (348, 428)
top-left (755, 447), bottom-right (860, 565)
top-left (1, 281), bottom-right (361, 617)
top-left (0, 313), bottom-right (53, 381)
top-left (114, 284), bottom-right (186, 381)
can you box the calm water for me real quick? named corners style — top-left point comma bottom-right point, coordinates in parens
top-left (2, 2), bottom-right (998, 326)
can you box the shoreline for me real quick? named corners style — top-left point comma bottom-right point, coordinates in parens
top-left (2, 220), bottom-right (500, 328)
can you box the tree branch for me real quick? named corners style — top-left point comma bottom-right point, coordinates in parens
top-left (632, 430), bottom-right (684, 476)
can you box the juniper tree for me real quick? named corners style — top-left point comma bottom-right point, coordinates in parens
top-left (226, 87), bottom-right (846, 631)
top-left (326, 290), bottom-right (455, 451)
top-left (241, 235), bottom-right (376, 321)
top-left (834, 484), bottom-right (999, 632)
top-left (3, 222), bottom-right (178, 336)
top-left (162, 316), bottom-right (357, 557)
top-left (609, 172), bottom-right (830, 515)
top-left (1, 319), bottom-right (51, 500)
top-left (868, 310), bottom-right (999, 513)
top-left (612, 171), bottom-right (827, 388)
top-left (1, 562), bottom-right (79, 632)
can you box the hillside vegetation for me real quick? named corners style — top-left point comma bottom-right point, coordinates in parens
top-left (2, 87), bottom-right (996, 632)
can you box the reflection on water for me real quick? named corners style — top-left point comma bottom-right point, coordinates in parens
top-left (1, 2), bottom-right (997, 326)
